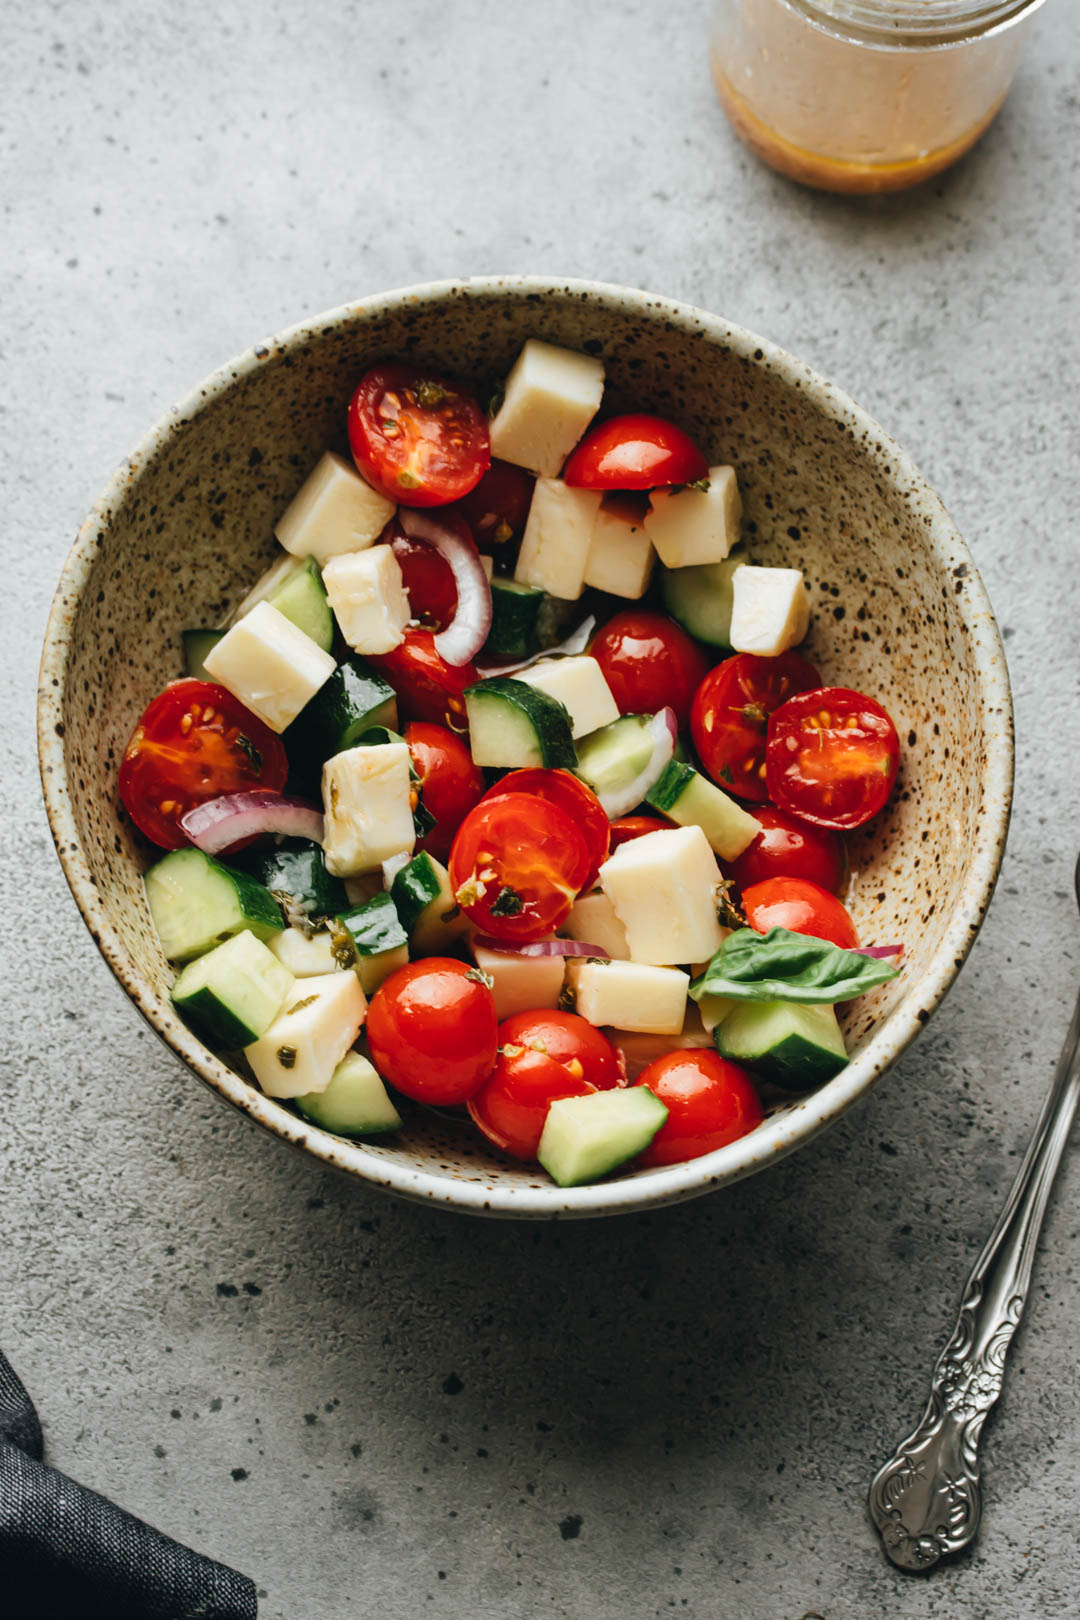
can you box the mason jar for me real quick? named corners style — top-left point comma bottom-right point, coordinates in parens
top-left (711, 0), bottom-right (1047, 193)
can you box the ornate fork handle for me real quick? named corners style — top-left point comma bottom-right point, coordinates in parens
top-left (869, 981), bottom-right (1080, 1570)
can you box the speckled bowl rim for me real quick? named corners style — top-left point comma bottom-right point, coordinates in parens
top-left (37, 275), bottom-right (1014, 1219)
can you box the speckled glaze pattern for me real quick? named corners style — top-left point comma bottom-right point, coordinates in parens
top-left (37, 277), bottom-right (1013, 1218)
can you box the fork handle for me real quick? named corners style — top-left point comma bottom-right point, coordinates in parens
top-left (868, 981), bottom-right (1080, 1569)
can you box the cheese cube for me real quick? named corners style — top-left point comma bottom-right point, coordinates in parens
top-left (514, 480), bottom-right (601, 600)
top-left (322, 743), bottom-right (416, 877)
top-left (729, 565), bottom-right (810, 656)
top-left (270, 928), bottom-right (341, 977)
top-left (245, 971), bottom-right (367, 1099)
top-left (599, 826), bottom-right (725, 966)
top-left (606, 1004), bottom-right (712, 1082)
top-left (202, 600), bottom-right (335, 733)
top-left (564, 891), bottom-right (630, 960)
top-left (643, 465), bottom-right (741, 568)
top-left (516, 655), bottom-right (618, 739)
top-left (585, 497), bottom-right (655, 598)
top-left (344, 872), bottom-right (383, 907)
top-left (323, 546), bottom-right (411, 656)
top-left (472, 940), bottom-right (565, 1021)
top-left (275, 451), bottom-right (396, 564)
top-left (490, 339), bottom-right (605, 477)
top-left (567, 960), bottom-right (689, 1035)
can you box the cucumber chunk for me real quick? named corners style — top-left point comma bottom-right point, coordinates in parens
top-left (333, 891), bottom-right (410, 994)
top-left (573, 713), bottom-right (653, 798)
top-left (182, 629), bottom-right (225, 680)
top-left (538, 1087), bottom-right (669, 1187)
top-left (236, 837), bottom-right (348, 924)
top-left (645, 760), bottom-right (760, 861)
top-left (171, 930), bottom-right (294, 1047)
top-left (295, 1051), bottom-right (403, 1136)
top-left (660, 547), bottom-right (746, 649)
top-left (232, 553), bottom-right (334, 651)
top-left (464, 676), bottom-right (576, 769)
top-left (145, 848), bottom-right (283, 964)
top-left (286, 657), bottom-right (398, 777)
top-left (390, 852), bottom-right (471, 954)
top-left (484, 579), bottom-right (546, 661)
top-left (716, 1000), bottom-right (847, 1091)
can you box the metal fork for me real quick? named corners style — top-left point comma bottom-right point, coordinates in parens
top-left (868, 853), bottom-right (1080, 1570)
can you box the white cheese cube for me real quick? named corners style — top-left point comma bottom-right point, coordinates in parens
top-left (202, 600), bottom-right (335, 733)
top-left (516, 655), bottom-right (619, 739)
top-left (245, 971), bottom-right (367, 1099)
top-left (605, 1005), bottom-right (712, 1081)
top-left (644, 465), bottom-right (741, 568)
top-left (489, 339), bottom-right (605, 477)
top-left (599, 826), bottom-right (725, 967)
top-left (270, 928), bottom-right (340, 977)
top-left (472, 941), bottom-right (565, 1021)
top-left (729, 565), bottom-right (810, 656)
top-left (567, 960), bottom-right (689, 1035)
top-left (322, 743), bottom-right (416, 878)
top-left (514, 480), bottom-right (601, 600)
top-left (344, 872), bottom-right (383, 907)
top-left (564, 891), bottom-right (630, 960)
top-left (323, 546), bottom-right (411, 656)
top-left (275, 451), bottom-right (396, 564)
top-left (584, 497), bottom-right (655, 598)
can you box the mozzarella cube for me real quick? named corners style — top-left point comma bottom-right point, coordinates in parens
top-left (606, 1004), bottom-right (712, 1081)
top-left (729, 565), bottom-right (810, 656)
top-left (599, 826), bottom-right (725, 966)
top-left (514, 480), bottom-right (601, 600)
top-left (270, 928), bottom-right (341, 978)
top-left (322, 743), bottom-right (415, 877)
top-left (202, 600), bottom-right (335, 733)
top-left (245, 971), bottom-right (367, 1099)
top-left (563, 891), bottom-right (630, 960)
top-left (472, 941), bottom-right (565, 1021)
top-left (275, 451), bottom-right (396, 564)
top-left (323, 546), bottom-right (410, 656)
top-left (489, 339), bottom-right (605, 477)
top-left (584, 497), bottom-right (655, 598)
top-left (644, 465), bottom-right (741, 568)
top-left (516, 655), bottom-right (618, 739)
top-left (567, 960), bottom-right (689, 1035)
top-left (344, 872), bottom-right (383, 907)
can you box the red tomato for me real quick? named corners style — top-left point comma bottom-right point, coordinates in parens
top-left (367, 629), bottom-right (477, 729)
top-left (467, 1009), bottom-right (623, 1160)
top-left (405, 722), bottom-right (485, 863)
top-left (387, 518), bottom-right (458, 630)
top-left (636, 1051), bottom-right (764, 1168)
top-left (590, 610), bottom-right (709, 729)
top-left (741, 877), bottom-right (859, 951)
top-left (690, 651), bottom-right (821, 802)
top-left (608, 814), bottom-right (673, 851)
top-left (449, 792), bottom-right (591, 943)
top-left (480, 769), bottom-right (610, 891)
top-left (117, 680), bottom-right (287, 849)
top-left (447, 458), bottom-right (535, 551)
top-left (348, 363), bottom-right (490, 506)
top-left (766, 686), bottom-right (901, 830)
top-left (563, 414), bottom-right (708, 491)
top-left (730, 806), bottom-right (847, 895)
top-left (365, 958), bottom-right (498, 1105)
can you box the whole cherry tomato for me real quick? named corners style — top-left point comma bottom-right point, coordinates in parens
top-left (765, 686), bottom-right (901, 830)
top-left (607, 814), bottom-right (673, 852)
top-left (348, 363), bottom-right (490, 506)
top-left (741, 877), bottom-right (859, 951)
top-left (590, 610), bottom-right (709, 729)
top-left (563, 414), bottom-right (708, 490)
top-left (405, 722), bottom-right (485, 863)
top-left (690, 651), bottom-right (821, 802)
top-left (480, 769), bottom-right (610, 890)
top-left (730, 806), bottom-right (847, 895)
top-left (636, 1051), bottom-right (764, 1167)
top-left (447, 458), bottom-right (535, 551)
top-left (449, 792), bottom-right (592, 943)
top-left (467, 1009), bottom-right (623, 1160)
top-left (365, 958), bottom-right (498, 1105)
top-left (367, 628), bottom-right (478, 729)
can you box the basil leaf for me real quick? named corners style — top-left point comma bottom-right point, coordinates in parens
top-left (689, 926), bottom-right (900, 1005)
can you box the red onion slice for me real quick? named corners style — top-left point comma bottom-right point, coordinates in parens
top-left (854, 944), bottom-right (905, 960)
top-left (180, 792), bottom-right (324, 854)
top-left (398, 508), bottom-right (492, 667)
top-left (596, 706), bottom-right (678, 820)
top-left (472, 936), bottom-right (611, 959)
top-left (476, 614), bottom-right (596, 678)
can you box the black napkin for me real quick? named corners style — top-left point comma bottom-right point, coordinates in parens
top-left (1, 1349), bottom-right (257, 1618)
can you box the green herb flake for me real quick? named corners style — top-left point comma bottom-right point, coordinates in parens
top-left (489, 886), bottom-right (525, 918)
top-left (713, 878), bottom-right (747, 931)
top-left (718, 764), bottom-right (735, 786)
top-left (287, 995), bottom-right (318, 1015)
top-left (235, 733), bottom-right (263, 772)
top-left (487, 383), bottom-right (505, 419)
top-left (276, 1045), bottom-right (298, 1069)
top-left (415, 379), bottom-right (447, 409)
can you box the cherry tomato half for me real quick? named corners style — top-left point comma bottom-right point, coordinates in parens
top-left (117, 679), bottom-right (288, 849)
top-left (481, 769), bottom-right (610, 891)
top-left (765, 686), bottom-right (901, 830)
top-left (449, 792), bottom-right (592, 943)
top-left (367, 628), bottom-right (478, 729)
top-left (365, 958), bottom-right (498, 1105)
top-left (636, 1051), bottom-right (764, 1168)
top-left (590, 610), bottom-right (709, 730)
top-left (608, 814), bottom-right (674, 852)
top-left (348, 363), bottom-right (490, 507)
top-left (387, 518), bottom-right (458, 630)
top-left (447, 458), bottom-right (535, 551)
top-left (690, 651), bottom-right (821, 802)
top-left (741, 877), bottom-right (859, 951)
top-left (563, 414), bottom-right (708, 491)
top-left (730, 806), bottom-right (847, 896)
top-left (405, 722), bottom-right (486, 863)
top-left (467, 1009), bottom-right (623, 1160)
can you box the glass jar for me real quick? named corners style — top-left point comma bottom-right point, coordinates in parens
top-left (711, 0), bottom-right (1046, 193)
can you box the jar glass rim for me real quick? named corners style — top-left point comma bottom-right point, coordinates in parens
top-left (785, 0), bottom-right (1047, 48)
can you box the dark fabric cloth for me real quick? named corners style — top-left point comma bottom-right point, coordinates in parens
top-left (0, 1348), bottom-right (257, 1619)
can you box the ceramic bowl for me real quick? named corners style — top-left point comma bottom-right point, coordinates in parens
top-left (38, 277), bottom-right (1013, 1218)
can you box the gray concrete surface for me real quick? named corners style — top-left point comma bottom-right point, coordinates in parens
top-left (4, 2), bottom-right (1079, 1615)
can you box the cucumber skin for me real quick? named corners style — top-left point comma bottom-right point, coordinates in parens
top-left (271, 558), bottom-right (333, 651)
top-left (144, 848), bottom-right (284, 963)
top-left (659, 549), bottom-right (745, 649)
top-left (236, 839), bottom-right (347, 921)
top-left (390, 853), bottom-right (443, 934)
top-left (335, 891), bottom-right (408, 957)
top-left (644, 759), bottom-right (695, 815)
top-left (182, 629), bottom-right (224, 681)
top-left (484, 580), bottom-right (544, 660)
top-left (464, 677), bottom-right (577, 770)
top-left (716, 1006), bottom-right (847, 1092)
top-left (285, 658), bottom-right (398, 776)
top-left (171, 981), bottom-right (262, 1049)
top-left (295, 1053), bottom-right (403, 1136)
